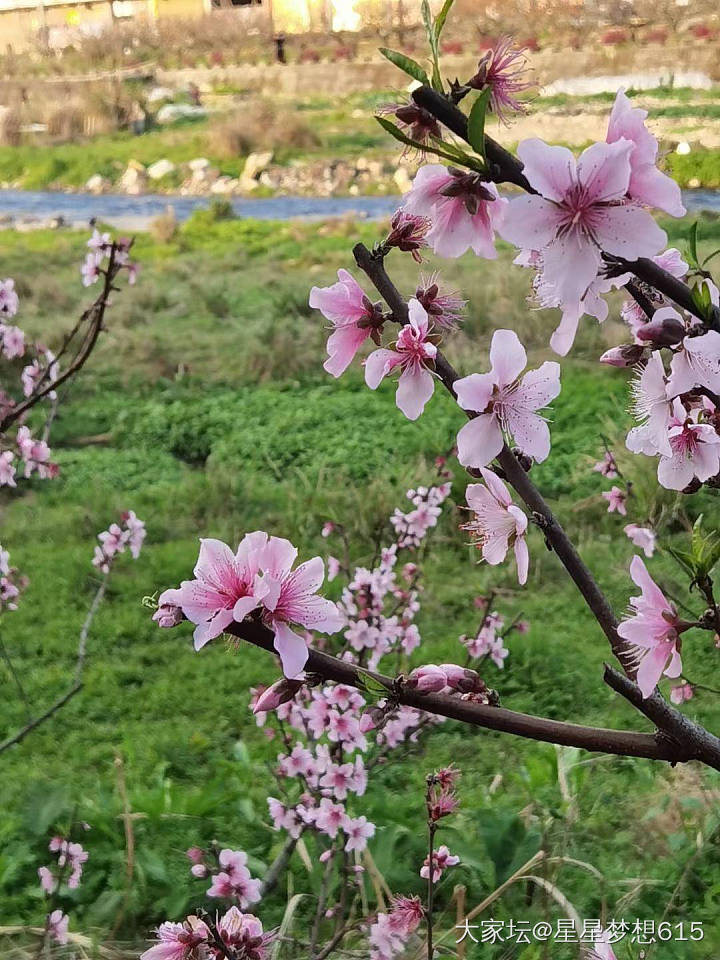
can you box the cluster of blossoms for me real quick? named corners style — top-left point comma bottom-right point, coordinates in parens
top-left (92, 510), bottom-right (147, 573)
top-left (36, 826), bottom-right (90, 947)
top-left (186, 847), bottom-right (262, 909)
top-left (141, 907), bottom-right (274, 960)
top-left (459, 595), bottom-right (529, 670)
top-left (0, 543), bottom-right (27, 614)
top-left (593, 448), bottom-right (657, 556)
top-left (154, 532), bottom-right (342, 678)
top-left (81, 229), bottom-right (138, 287)
top-left (390, 482), bottom-right (451, 549)
top-left (368, 895), bottom-right (424, 960)
top-left (406, 662), bottom-right (496, 705)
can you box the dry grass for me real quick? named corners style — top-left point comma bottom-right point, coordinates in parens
top-left (208, 100), bottom-right (320, 159)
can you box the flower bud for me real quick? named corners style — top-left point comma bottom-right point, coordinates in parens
top-left (359, 706), bottom-right (385, 733)
top-left (153, 602), bottom-right (183, 628)
top-left (407, 664), bottom-right (447, 693)
top-left (186, 847), bottom-right (204, 864)
top-left (252, 677), bottom-right (303, 714)
top-left (190, 863), bottom-right (208, 878)
top-left (599, 344), bottom-right (645, 367)
top-left (635, 314), bottom-right (685, 347)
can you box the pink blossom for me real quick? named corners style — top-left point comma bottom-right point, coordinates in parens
top-left (617, 555), bottom-right (683, 698)
top-left (253, 677), bottom-right (303, 714)
top-left (267, 798), bottom-right (304, 839)
top-left (310, 269), bottom-right (382, 378)
top-left (388, 896), bottom-right (424, 937)
top-left (369, 911), bottom-right (406, 960)
top-left (1, 323), bottom-right (25, 359)
top-left (407, 664), bottom-right (447, 693)
top-left (415, 272), bottom-right (466, 330)
top-left (667, 328), bottom-right (720, 398)
top-left (594, 450), bottom-right (618, 478)
top-left (16, 426), bottom-right (55, 479)
top-left (0, 451), bottom-right (16, 487)
top-left (670, 682), bottom-right (694, 705)
top-left (600, 344), bottom-right (646, 367)
top-left (500, 138), bottom-right (666, 311)
top-left (47, 910), bottom-right (69, 946)
top-left (207, 849), bottom-right (261, 908)
top-left (420, 844), bottom-right (460, 882)
top-left (378, 101), bottom-right (442, 153)
top-left (626, 351), bottom-right (673, 458)
top-left (217, 906), bottom-right (273, 957)
top-left (384, 210), bottom-right (430, 261)
top-left (0, 279), bottom-right (19, 317)
top-left (321, 522), bottom-right (335, 537)
top-left (657, 399), bottom-right (720, 491)
top-left (455, 329), bottom-right (561, 467)
top-left (315, 798), bottom-right (347, 838)
top-left (624, 524), bottom-right (656, 557)
top-left (258, 535), bottom-right (343, 678)
top-left (364, 297), bottom-right (437, 421)
top-left (342, 814), bottom-right (375, 852)
top-left (140, 919), bottom-right (209, 960)
top-left (463, 468), bottom-right (529, 584)
top-left (327, 556), bottom-right (340, 581)
top-left (602, 485), bottom-right (627, 515)
top-left (606, 89), bottom-right (686, 217)
top-left (588, 930), bottom-right (618, 960)
top-left (81, 251), bottom-right (103, 287)
top-left (159, 533), bottom-right (267, 651)
top-left (468, 36), bottom-right (532, 122)
top-left (403, 164), bottom-right (507, 259)
top-left (38, 866), bottom-right (57, 894)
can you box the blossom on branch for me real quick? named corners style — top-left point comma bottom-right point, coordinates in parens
top-left (415, 272), bottom-right (466, 330)
top-left (403, 164), bottom-right (507, 259)
top-left (657, 399), bottom-right (720, 491)
top-left (310, 269), bottom-right (383, 378)
top-left (0, 278), bottom-right (19, 317)
top-left (420, 844), bottom-right (460, 882)
top-left (617, 555), bottom-right (683, 698)
top-left (454, 329), bottom-right (561, 467)
top-left (602, 486), bottom-right (627, 516)
top-left (364, 298), bottom-right (437, 421)
top-left (624, 524), bottom-right (656, 558)
top-left (463, 468), bottom-right (529, 584)
top-left (467, 36), bottom-right (532, 122)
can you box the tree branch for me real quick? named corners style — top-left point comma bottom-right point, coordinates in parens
top-left (225, 618), bottom-right (703, 766)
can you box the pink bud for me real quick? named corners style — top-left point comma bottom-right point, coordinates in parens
top-left (437, 664), bottom-right (469, 689)
top-left (191, 863), bottom-right (208, 878)
top-left (186, 847), bottom-right (204, 864)
top-left (253, 677), bottom-right (303, 714)
top-left (319, 849), bottom-right (333, 863)
top-left (635, 315), bottom-right (685, 347)
top-left (599, 344), bottom-right (645, 367)
top-left (408, 664), bottom-right (447, 693)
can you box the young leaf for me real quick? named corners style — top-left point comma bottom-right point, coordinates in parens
top-left (687, 220), bottom-right (700, 269)
top-left (421, 0), bottom-right (443, 92)
top-left (376, 115), bottom-right (484, 170)
top-left (356, 668), bottom-right (391, 698)
top-left (434, 0), bottom-right (456, 39)
top-left (468, 88), bottom-right (492, 157)
top-left (379, 48), bottom-right (430, 86)
top-left (668, 547), bottom-right (697, 579)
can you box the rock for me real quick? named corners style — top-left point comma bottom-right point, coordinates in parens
top-left (119, 160), bottom-right (147, 195)
top-left (688, 177), bottom-right (701, 189)
top-left (189, 157), bottom-right (211, 173)
top-left (393, 166), bottom-right (413, 192)
top-left (156, 103), bottom-right (207, 124)
top-left (210, 176), bottom-right (240, 195)
top-left (241, 151), bottom-right (274, 184)
top-left (147, 86), bottom-right (175, 103)
top-left (676, 141), bottom-right (691, 155)
top-left (147, 158), bottom-right (177, 181)
top-left (86, 174), bottom-right (110, 194)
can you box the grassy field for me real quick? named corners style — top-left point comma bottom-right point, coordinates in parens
top-left (1, 86), bottom-right (719, 192)
top-left (2, 211), bottom-right (720, 957)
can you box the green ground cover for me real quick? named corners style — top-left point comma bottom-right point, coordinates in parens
top-left (1, 213), bottom-right (720, 957)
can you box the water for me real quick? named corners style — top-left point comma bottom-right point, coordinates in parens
top-left (0, 188), bottom-right (718, 230)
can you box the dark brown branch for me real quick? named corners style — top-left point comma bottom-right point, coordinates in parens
top-left (351, 242), bottom-right (720, 772)
top-left (0, 683), bottom-right (82, 754)
top-left (411, 85), bottom-right (714, 326)
top-left (0, 248), bottom-right (119, 435)
top-left (225, 618), bottom-right (701, 765)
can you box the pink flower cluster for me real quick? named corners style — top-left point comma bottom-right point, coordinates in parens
top-left (141, 907), bottom-right (273, 960)
top-left (38, 834), bottom-right (89, 893)
top-left (92, 510), bottom-right (146, 574)
top-left (0, 543), bottom-right (27, 614)
top-left (155, 533), bottom-right (342, 678)
top-left (390, 482), bottom-right (451, 549)
top-left (186, 847), bottom-right (262, 908)
top-left (0, 278), bottom-right (24, 359)
top-left (459, 604), bottom-right (524, 669)
top-left (81, 229), bottom-right (137, 288)
top-left (0, 425), bottom-right (58, 487)
top-left (407, 663), bottom-right (494, 704)
top-left (369, 895), bottom-right (424, 960)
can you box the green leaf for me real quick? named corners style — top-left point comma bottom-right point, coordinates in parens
top-left (378, 48), bottom-right (429, 86)
top-left (467, 88), bottom-right (492, 157)
top-left (691, 279), bottom-right (713, 320)
top-left (356, 668), bottom-right (390, 697)
top-left (668, 547), bottom-right (696, 578)
top-left (701, 247), bottom-right (720, 269)
top-left (421, 0), bottom-right (443, 92)
top-left (688, 221), bottom-right (700, 268)
top-left (375, 116), bottom-right (484, 170)
top-left (434, 0), bottom-right (455, 39)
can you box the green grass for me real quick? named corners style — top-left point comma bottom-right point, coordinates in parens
top-left (2, 214), bottom-right (720, 957)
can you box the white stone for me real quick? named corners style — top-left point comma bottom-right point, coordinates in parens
top-left (156, 103), bottom-right (207, 124)
top-left (676, 141), bottom-right (691, 155)
top-left (147, 158), bottom-right (177, 180)
top-left (189, 157), bottom-right (211, 173)
top-left (86, 174), bottom-right (110, 194)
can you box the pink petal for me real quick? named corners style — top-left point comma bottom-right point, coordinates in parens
top-left (193, 608), bottom-right (235, 650)
top-left (194, 538), bottom-right (237, 589)
top-left (591, 204), bottom-right (666, 261)
top-left (324, 325), bottom-right (370, 378)
top-left (479, 466), bottom-right (512, 507)
top-left (403, 164), bottom-right (452, 216)
top-left (490, 329), bottom-right (526, 387)
top-left (273, 621), bottom-right (310, 679)
top-left (629, 555), bottom-right (668, 610)
top-left (456, 413), bottom-right (503, 468)
top-left (482, 533), bottom-right (510, 566)
top-left (408, 297), bottom-right (429, 338)
top-left (427, 198), bottom-right (483, 259)
top-left (629, 163), bottom-right (686, 217)
top-left (365, 348), bottom-right (399, 389)
top-left (636, 645), bottom-right (669, 698)
top-left (515, 361), bottom-right (562, 410)
top-left (517, 138), bottom-right (576, 201)
top-left (499, 194), bottom-right (564, 250)
top-left (232, 595), bottom-right (260, 623)
top-left (514, 537), bottom-right (529, 585)
top-left (576, 139), bottom-right (633, 202)
top-left (396, 366), bottom-right (434, 420)
top-left (541, 234), bottom-right (601, 307)
top-left (262, 537), bottom-right (298, 579)
top-left (504, 409), bottom-right (552, 462)
top-left (454, 372), bottom-right (495, 414)
top-left (549, 305), bottom-right (582, 356)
